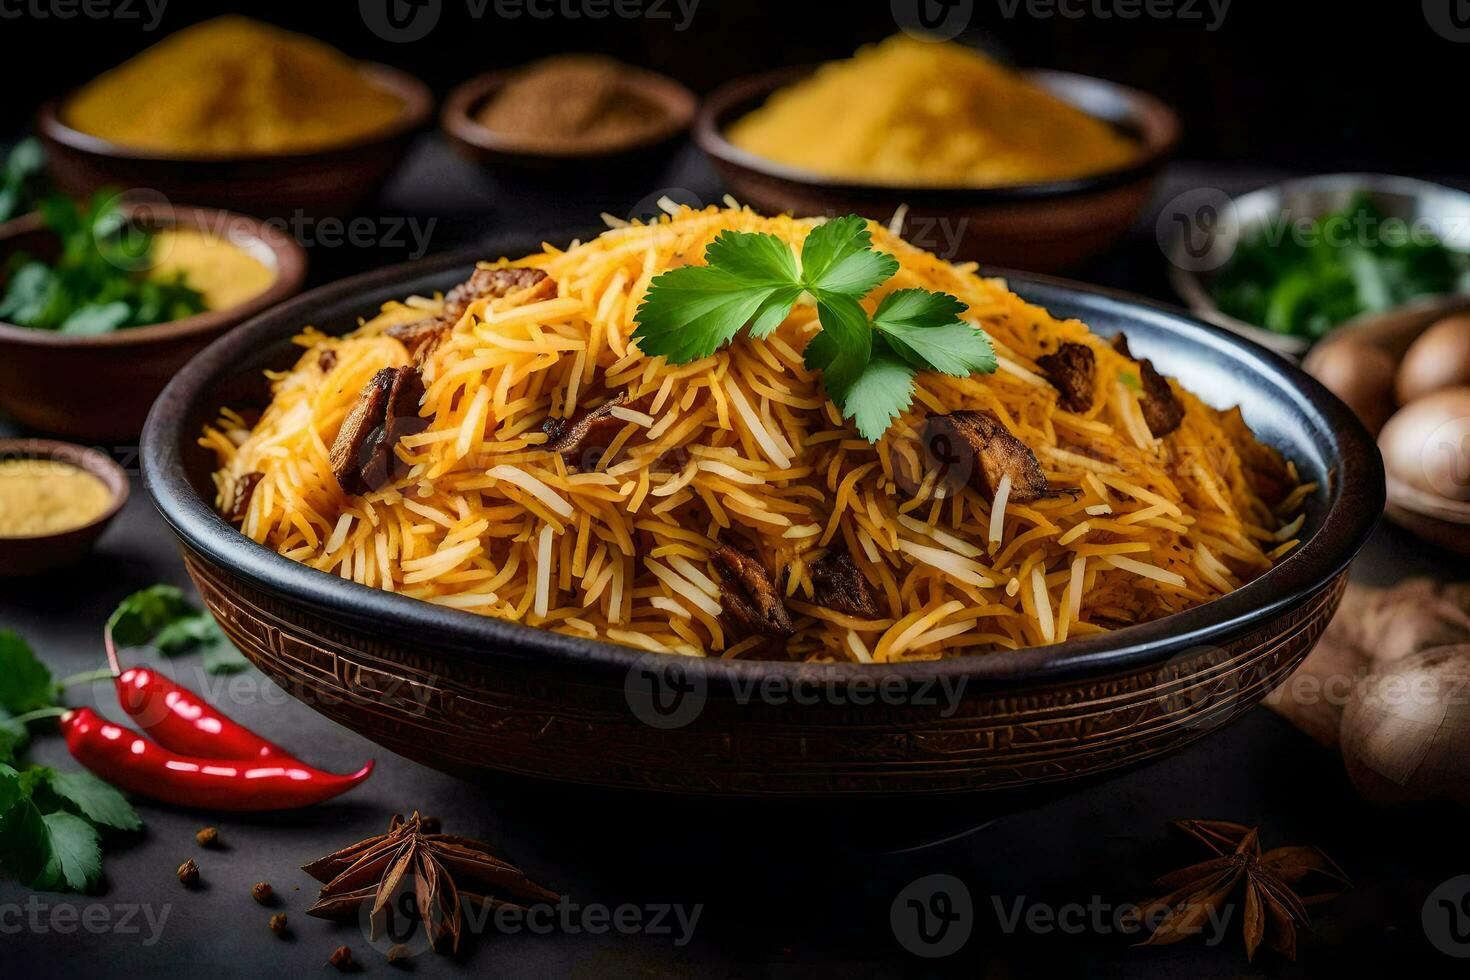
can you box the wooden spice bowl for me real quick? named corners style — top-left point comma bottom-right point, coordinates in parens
top-left (0, 202), bottom-right (308, 441)
top-left (695, 66), bottom-right (1179, 273)
top-left (141, 244), bottom-right (1382, 815)
top-left (441, 66), bottom-right (696, 176)
top-left (0, 438), bottom-right (128, 576)
top-left (36, 64), bottom-right (433, 218)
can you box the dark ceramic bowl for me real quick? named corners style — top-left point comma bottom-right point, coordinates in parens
top-left (142, 242), bottom-right (1382, 808)
top-left (0, 438), bottom-right (128, 576)
top-left (0, 203), bottom-right (307, 440)
top-left (37, 65), bottom-right (432, 218)
top-left (695, 66), bottom-right (1179, 272)
top-left (442, 65), bottom-right (695, 176)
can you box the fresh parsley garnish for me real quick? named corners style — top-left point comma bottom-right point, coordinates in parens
top-left (0, 631), bottom-right (141, 894)
top-left (632, 215), bottom-right (996, 441)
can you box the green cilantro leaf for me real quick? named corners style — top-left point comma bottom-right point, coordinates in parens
top-left (0, 709), bottom-right (28, 765)
top-left (60, 301), bottom-right (133, 336)
top-left (0, 793), bottom-right (50, 886)
top-left (809, 294), bottom-right (874, 395)
top-left (38, 811), bottom-right (102, 892)
top-left (106, 585), bottom-right (192, 648)
top-left (1119, 370), bottom-right (1142, 392)
top-left (703, 228), bottom-right (801, 288)
top-left (0, 763), bottom-right (22, 816)
top-left (632, 262), bottom-right (802, 362)
top-left (109, 586), bottom-right (249, 675)
top-left (0, 630), bottom-right (56, 715)
top-left (44, 771), bottom-right (141, 833)
top-left (873, 289), bottom-right (997, 377)
top-left (2, 765), bottom-right (134, 891)
top-left (830, 346), bottom-right (917, 442)
top-left (799, 215), bottom-right (900, 299)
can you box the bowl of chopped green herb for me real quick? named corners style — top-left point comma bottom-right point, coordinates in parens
top-left (1167, 174), bottom-right (1470, 357)
top-left (0, 192), bottom-right (307, 440)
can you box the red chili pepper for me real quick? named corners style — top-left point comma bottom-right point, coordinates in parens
top-left (113, 666), bottom-right (290, 761)
top-left (61, 708), bottom-right (374, 812)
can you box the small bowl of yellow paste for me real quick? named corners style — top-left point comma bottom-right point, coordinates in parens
top-left (0, 439), bottom-right (128, 576)
top-left (696, 35), bottom-right (1180, 272)
top-left (35, 16), bottom-right (432, 217)
top-left (0, 201), bottom-right (308, 440)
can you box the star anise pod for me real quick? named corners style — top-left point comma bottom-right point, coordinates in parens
top-left (302, 812), bottom-right (559, 954)
top-left (1131, 819), bottom-right (1349, 962)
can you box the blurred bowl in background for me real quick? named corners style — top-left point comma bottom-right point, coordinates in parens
top-left (36, 64), bottom-right (433, 218)
top-left (0, 203), bottom-right (307, 440)
top-left (1167, 173), bottom-right (1470, 358)
top-left (696, 66), bottom-right (1179, 273)
top-left (442, 65), bottom-right (695, 178)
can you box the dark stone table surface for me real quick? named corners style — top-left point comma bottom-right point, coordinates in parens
top-left (2, 139), bottom-right (1467, 978)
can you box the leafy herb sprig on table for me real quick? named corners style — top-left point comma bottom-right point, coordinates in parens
top-left (108, 584), bottom-right (250, 676)
top-left (0, 589), bottom-right (247, 892)
top-left (0, 189), bottom-right (207, 335)
top-left (632, 215), bottom-right (997, 441)
top-left (0, 631), bottom-right (140, 893)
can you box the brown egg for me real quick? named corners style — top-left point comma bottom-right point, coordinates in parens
top-left (1396, 314), bottom-right (1470, 404)
top-left (1379, 387), bottom-right (1470, 501)
top-left (1303, 339), bottom-right (1398, 435)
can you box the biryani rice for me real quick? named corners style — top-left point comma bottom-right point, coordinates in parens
top-left (204, 205), bottom-right (1307, 662)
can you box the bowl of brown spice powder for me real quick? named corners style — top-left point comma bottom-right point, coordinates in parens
top-left (442, 55), bottom-right (696, 176)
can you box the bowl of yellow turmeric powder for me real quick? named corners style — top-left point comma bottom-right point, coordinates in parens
top-left (36, 17), bottom-right (432, 217)
top-left (0, 438), bottom-right (128, 576)
top-left (696, 36), bottom-right (1179, 272)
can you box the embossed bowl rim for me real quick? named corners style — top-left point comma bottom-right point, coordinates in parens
top-left (142, 238), bottom-right (1384, 694)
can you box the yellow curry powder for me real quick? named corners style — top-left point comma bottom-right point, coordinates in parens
top-left (727, 35), bottom-right (1140, 187)
top-left (148, 228), bottom-right (275, 311)
top-left (0, 460), bottom-right (113, 537)
top-left (63, 16), bottom-right (406, 155)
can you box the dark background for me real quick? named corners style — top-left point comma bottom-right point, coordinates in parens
top-left (0, 0), bottom-right (1463, 176)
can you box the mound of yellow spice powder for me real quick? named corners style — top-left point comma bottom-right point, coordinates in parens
top-left (727, 35), bottom-right (1139, 187)
top-left (63, 16), bottom-right (406, 156)
top-left (0, 460), bottom-right (113, 537)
